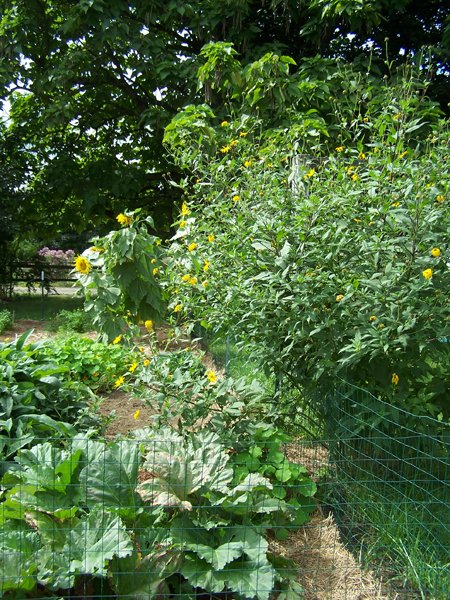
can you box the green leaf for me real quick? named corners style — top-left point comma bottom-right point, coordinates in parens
top-left (0, 521), bottom-right (38, 593)
top-left (67, 507), bottom-right (133, 576)
top-left (137, 429), bottom-right (233, 508)
top-left (79, 440), bottom-right (140, 514)
top-left (223, 558), bottom-right (276, 600)
top-left (181, 554), bottom-right (227, 594)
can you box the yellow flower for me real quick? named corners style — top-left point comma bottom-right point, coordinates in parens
top-left (133, 409), bottom-right (140, 420)
top-left (244, 160), bottom-right (252, 168)
top-left (152, 267), bottom-right (159, 276)
top-left (89, 246), bottom-right (104, 253)
top-left (335, 294), bottom-right (344, 302)
top-left (346, 165), bottom-right (355, 173)
top-left (112, 334), bottom-right (122, 345)
top-left (180, 220), bottom-right (187, 228)
top-left (116, 213), bottom-right (133, 227)
top-left (181, 201), bottom-right (190, 216)
top-left (369, 315), bottom-right (377, 322)
top-left (174, 304), bottom-right (182, 313)
top-left (391, 373), bottom-right (399, 385)
top-left (150, 258), bottom-right (157, 264)
top-left (239, 131), bottom-right (248, 137)
top-left (220, 120), bottom-right (229, 127)
top-left (202, 280), bottom-right (208, 288)
top-left (75, 256), bottom-right (91, 275)
top-left (208, 234), bottom-right (215, 243)
top-left (155, 239), bottom-right (161, 246)
top-left (351, 173), bottom-right (359, 181)
top-left (220, 145), bottom-right (231, 154)
top-left (391, 202), bottom-right (401, 207)
top-left (188, 242), bottom-right (197, 252)
top-left (436, 195), bottom-right (444, 203)
top-left (139, 346), bottom-right (145, 352)
top-left (399, 150), bottom-right (408, 159)
top-left (114, 376), bottom-right (125, 388)
top-left (230, 139), bottom-right (238, 147)
top-left (144, 319), bottom-right (153, 331)
top-left (203, 260), bottom-right (210, 272)
top-left (206, 370), bottom-right (217, 384)
top-left (129, 362), bottom-right (138, 373)
top-left (422, 268), bottom-right (433, 280)
top-left (431, 248), bottom-right (441, 257)
top-left (143, 359), bottom-right (150, 367)
top-left (393, 113), bottom-right (402, 121)
top-left (353, 218), bottom-right (361, 223)
top-left (182, 274), bottom-right (191, 282)
top-left (335, 146), bottom-right (344, 152)
top-left (189, 276), bottom-right (198, 285)
top-left (306, 168), bottom-right (315, 178)
top-left (232, 195), bottom-right (240, 202)
top-left (358, 152), bottom-right (366, 160)
top-left (363, 117), bottom-right (369, 123)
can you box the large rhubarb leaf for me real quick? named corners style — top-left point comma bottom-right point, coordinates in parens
top-left (78, 440), bottom-right (140, 515)
top-left (66, 506), bottom-right (133, 576)
top-left (14, 442), bottom-right (81, 492)
top-left (137, 428), bottom-right (233, 508)
top-left (0, 521), bottom-right (38, 594)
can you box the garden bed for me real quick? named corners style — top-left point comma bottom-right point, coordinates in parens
top-left (0, 319), bottom-right (396, 599)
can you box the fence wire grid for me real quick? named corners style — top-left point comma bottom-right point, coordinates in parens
top-left (1, 379), bottom-right (449, 599)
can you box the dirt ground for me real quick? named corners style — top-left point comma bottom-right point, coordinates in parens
top-left (1, 319), bottom-right (394, 599)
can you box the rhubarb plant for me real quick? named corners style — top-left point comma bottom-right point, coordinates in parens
top-left (1, 425), bottom-right (315, 598)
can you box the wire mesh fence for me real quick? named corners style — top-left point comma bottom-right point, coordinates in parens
top-left (1, 333), bottom-right (449, 599)
top-left (325, 382), bottom-right (449, 599)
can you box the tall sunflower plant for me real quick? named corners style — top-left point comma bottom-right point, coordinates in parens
top-left (73, 210), bottom-right (165, 343)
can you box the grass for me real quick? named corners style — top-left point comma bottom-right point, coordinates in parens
top-left (0, 292), bottom-right (84, 321)
top-left (336, 483), bottom-right (450, 599)
top-left (329, 434), bottom-right (450, 600)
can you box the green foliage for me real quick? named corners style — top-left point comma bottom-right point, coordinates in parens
top-left (49, 308), bottom-right (93, 333)
top-left (74, 210), bottom-right (165, 342)
top-left (163, 68), bottom-right (450, 423)
top-left (40, 335), bottom-right (140, 393)
top-left (0, 439), bottom-right (137, 595)
top-left (0, 332), bottom-right (97, 473)
top-left (0, 309), bottom-right (13, 334)
top-left (0, 422), bottom-right (316, 598)
top-left (1, 0), bottom-right (448, 264)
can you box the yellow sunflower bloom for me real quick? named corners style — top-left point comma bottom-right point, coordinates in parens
top-left (116, 213), bottom-right (133, 227)
top-left (75, 256), bottom-right (91, 275)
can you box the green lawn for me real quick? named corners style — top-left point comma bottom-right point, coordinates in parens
top-left (0, 292), bottom-right (84, 321)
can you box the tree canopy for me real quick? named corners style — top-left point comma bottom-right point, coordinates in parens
top-left (0, 0), bottom-right (449, 241)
